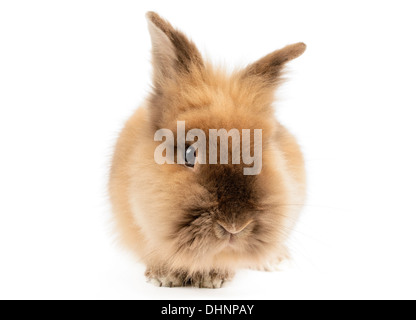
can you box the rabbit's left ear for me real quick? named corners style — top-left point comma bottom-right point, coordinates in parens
top-left (146, 12), bottom-right (204, 88)
top-left (241, 42), bottom-right (306, 86)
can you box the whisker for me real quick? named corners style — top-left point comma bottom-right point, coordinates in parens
top-left (274, 203), bottom-right (344, 211)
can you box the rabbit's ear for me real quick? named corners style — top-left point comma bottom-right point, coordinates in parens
top-left (146, 12), bottom-right (204, 87)
top-left (241, 43), bottom-right (306, 85)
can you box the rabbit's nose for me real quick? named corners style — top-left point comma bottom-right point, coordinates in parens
top-left (217, 220), bottom-right (253, 235)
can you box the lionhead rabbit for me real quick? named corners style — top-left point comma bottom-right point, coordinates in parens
top-left (109, 12), bottom-right (306, 288)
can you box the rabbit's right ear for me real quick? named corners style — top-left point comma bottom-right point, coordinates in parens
top-left (146, 12), bottom-right (204, 89)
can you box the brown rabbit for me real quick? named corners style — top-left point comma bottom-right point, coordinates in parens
top-left (109, 12), bottom-right (306, 288)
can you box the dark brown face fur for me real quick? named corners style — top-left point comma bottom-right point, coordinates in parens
top-left (185, 165), bottom-right (257, 233)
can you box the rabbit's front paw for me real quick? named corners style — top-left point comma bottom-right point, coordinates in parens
top-left (188, 270), bottom-right (234, 289)
top-left (145, 267), bottom-right (233, 288)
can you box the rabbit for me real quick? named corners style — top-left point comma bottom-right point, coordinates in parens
top-left (109, 11), bottom-right (306, 288)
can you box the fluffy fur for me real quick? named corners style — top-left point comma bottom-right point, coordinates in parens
top-left (109, 12), bottom-right (306, 288)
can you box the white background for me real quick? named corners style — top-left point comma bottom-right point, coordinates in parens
top-left (1, 0), bottom-right (416, 300)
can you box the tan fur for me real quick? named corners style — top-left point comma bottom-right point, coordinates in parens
top-left (109, 12), bottom-right (306, 288)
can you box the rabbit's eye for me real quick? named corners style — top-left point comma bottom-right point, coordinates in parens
top-left (185, 145), bottom-right (196, 168)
